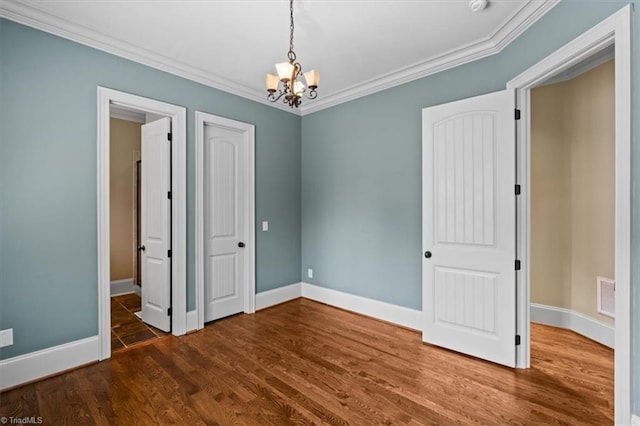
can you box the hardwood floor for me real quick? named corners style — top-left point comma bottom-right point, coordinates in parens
top-left (111, 293), bottom-right (168, 351)
top-left (0, 298), bottom-right (613, 425)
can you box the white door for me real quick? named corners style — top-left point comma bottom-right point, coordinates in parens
top-left (204, 124), bottom-right (248, 322)
top-left (422, 90), bottom-right (516, 367)
top-left (140, 117), bottom-right (171, 332)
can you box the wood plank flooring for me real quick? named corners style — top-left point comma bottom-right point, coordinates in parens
top-left (0, 298), bottom-right (613, 425)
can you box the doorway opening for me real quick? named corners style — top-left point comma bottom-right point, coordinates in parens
top-left (97, 87), bottom-right (187, 360)
top-left (529, 53), bottom-right (615, 346)
top-left (507, 5), bottom-right (631, 423)
top-left (108, 105), bottom-right (170, 351)
top-left (528, 52), bottom-right (615, 420)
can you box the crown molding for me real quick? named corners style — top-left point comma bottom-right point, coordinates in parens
top-left (0, 0), bottom-right (300, 116)
top-left (300, 36), bottom-right (500, 115)
top-left (299, 0), bottom-right (560, 115)
top-left (491, 0), bottom-right (561, 51)
top-left (0, 0), bottom-right (558, 117)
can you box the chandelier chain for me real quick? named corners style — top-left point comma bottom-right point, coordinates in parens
top-left (288, 0), bottom-right (295, 60)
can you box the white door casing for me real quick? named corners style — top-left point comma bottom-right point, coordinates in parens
top-left (98, 87), bottom-right (187, 360)
top-left (140, 117), bottom-right (172, 332)
top-left (506, 5), bottom-right (631, 422)
top-left (196, 111), bottom-right (256, 328)
top-left (422, 89), bottom-right (516, 367)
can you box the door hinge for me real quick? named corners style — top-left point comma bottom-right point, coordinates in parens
top-left (168, 307), bottom-right (172, 316)
top-left (515, 109), bottom-right (521, 120)
top-left (515, 184), bottom-right (521, 195)
top-left (167, 191), bottom-right (172, 200)
top-left (167, 249), bottom-right (172, 258)
top-left (515, 335), bottom-right (521, 346)
top-left (515, 260), bottom-right (521, 270)
top-left (167, 132), bottom-right (173, 142)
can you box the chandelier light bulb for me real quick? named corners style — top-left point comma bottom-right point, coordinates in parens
top-left (293, 80), bottom-right (305, 96)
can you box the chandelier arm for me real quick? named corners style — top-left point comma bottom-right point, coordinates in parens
top-left (267, 90), bottom-right (286, 103)
top-left (292, 62), bottom-right (301, 84)
top-left (305, 88), bottom-right (318, 100)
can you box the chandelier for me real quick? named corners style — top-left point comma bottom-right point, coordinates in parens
top-left (265, 0), bottom-right (319, 108)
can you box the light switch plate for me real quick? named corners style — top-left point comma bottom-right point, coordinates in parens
top-left (0, 329), bottom-right (13, 348)
top-left (262, 221), bottom-right (269, 231)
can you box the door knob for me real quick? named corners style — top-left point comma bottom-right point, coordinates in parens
top-left (238, 242), bottom-right (245, 248)
top-left (138, 245), bottom-right (146, 252)
top-left (424, 251), bottom-right (432, 259)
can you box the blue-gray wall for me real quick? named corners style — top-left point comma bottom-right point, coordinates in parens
top-left (0, 18), bottom-right (301, 360)
top-left (301, 0), bottom-right (639, 413)
top-left (1, 0), bottom-right (639, 415)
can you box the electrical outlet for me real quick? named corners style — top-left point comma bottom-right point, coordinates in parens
top-left (0, 328), bottom-right (13, 348)
top-left (307, 268), bottom-right (313, 278)
top-left (262, 221), bottom-right (269, 232)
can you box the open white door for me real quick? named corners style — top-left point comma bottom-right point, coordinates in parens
top-left (140, 117), bottom-right (171, 332)
top-left (422, 90), bottom-right (516, 367)
top-left (204, 123), bottom-right (248, 322)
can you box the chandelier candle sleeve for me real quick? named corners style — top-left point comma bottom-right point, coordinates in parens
top-left (265, 0), bottom-right (319, 108)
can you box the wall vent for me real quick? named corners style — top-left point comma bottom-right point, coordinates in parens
top-left (596, 276), bottom-right (615, 318)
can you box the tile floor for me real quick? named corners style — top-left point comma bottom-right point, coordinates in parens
top-left (111, 293), bottom-right (168, 351)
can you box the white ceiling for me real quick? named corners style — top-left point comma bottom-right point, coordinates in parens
top-left (0, 0), bottom-right (559, 114)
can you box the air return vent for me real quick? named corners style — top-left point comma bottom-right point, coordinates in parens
top-left (596, 276), bottom-right (615, 318)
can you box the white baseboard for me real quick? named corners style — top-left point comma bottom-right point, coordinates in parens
top-left (256, 282), bottom-right (302, 310)
top-left (0, 336), bottom-right (100, 391)
top-left (631, 414), bottom-right (640, 426)
top-left (110, 278), bottom-right (137, 296)
top-left (186, 310), bottom-right (198, 332)
top-left (301, 283), bottom-right (422, 330)
top-left (530, 303), bottom-right (614, 348)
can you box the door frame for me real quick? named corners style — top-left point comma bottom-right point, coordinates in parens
top-left (97, 87), bottom-right (187, 360)
top-left (507, 5), bottom-right (631, 423)
top-left (195, 111), bottom-right (256, 330)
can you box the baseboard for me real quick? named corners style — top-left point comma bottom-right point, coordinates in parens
top-left (571, 309), bottom-right (614, 349)
top-left (110, 278), bottom-right (136, 296)
top-left (0, 336), bottom-right (100, 391)
top-left (530, 303), bottom-right (614, 348)
top-left (631, 414), bottom-right (640, 426)
top-left (256, 283), bottom-right (302, 310)
top-left (186, 310), bottom-right (198, 332)
top-left (301, 283), bottom-right (422, 330)
top-left (530, 303), bottom-right (572, 328)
